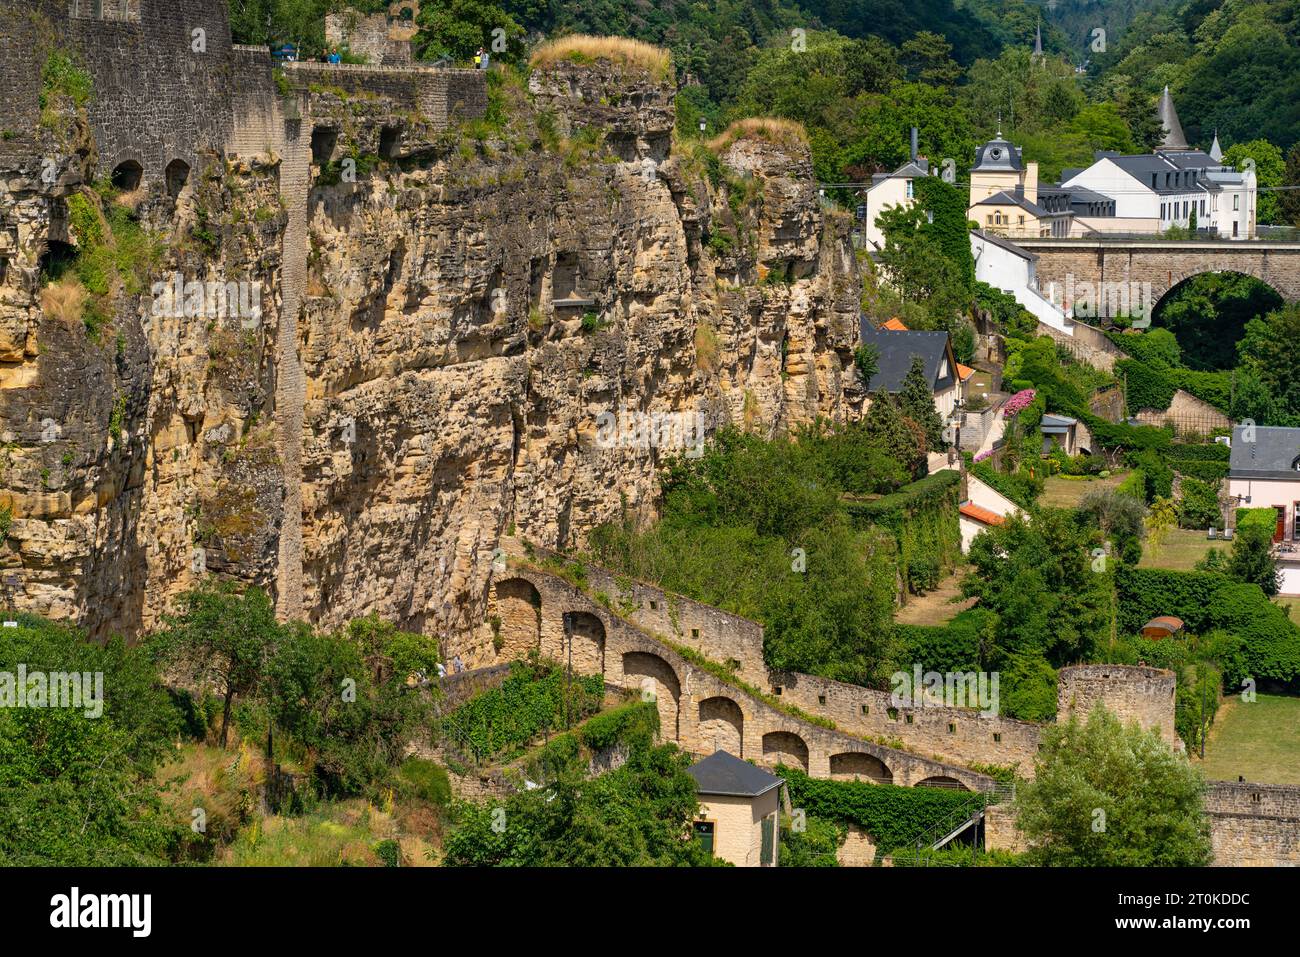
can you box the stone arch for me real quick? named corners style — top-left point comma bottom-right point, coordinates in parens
top-left (829, 752), bottom-right (892, 784)
top-left (915, 775), bottom-right (969, 791)
top-left (1152, 269), bottom-right (1285, 317)
top-left (564, 610), bottom-right (605, 677)
top-left (622, 651), bottom-right (680, 741)
top-left (111, 159), bottom-right (143, 192)
top-left (697, 696), bottom-right (744, 756)
top-left (492, 577), bottom-right (541, 660)
top-left (165, 159), bottom-right (190, 199)
top-left (761, 730), bottom-right (808, 772)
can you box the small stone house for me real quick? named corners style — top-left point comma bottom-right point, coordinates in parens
top-left (858, 317), bottom-right (968, 420)
top-left (686, 750), bottom-right (786, 867)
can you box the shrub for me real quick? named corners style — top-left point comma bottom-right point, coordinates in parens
top-left (396, 757), bottom-right (451, 808)
top-left (529, 35), bottom-right (673, 81)
top-left (1177, 478), bottom-right (1222, 529)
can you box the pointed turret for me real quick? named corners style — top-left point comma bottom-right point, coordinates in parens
top-left (1209, 130), bottom-right (1223, 163)
top-left (1157, 85), bottom-right (1189, 151)
top-left (1033, 21), bottom-right (1043, 58)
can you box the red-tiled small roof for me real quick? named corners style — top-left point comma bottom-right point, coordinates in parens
top-left (1142, 616), bottom-right (1185, 634)
top-left (881, 317), bottom-right (909, 331)
top-left (959, 502), bottom-right (1005, 526)
top-left (956, 362), bottom-right (976, 381)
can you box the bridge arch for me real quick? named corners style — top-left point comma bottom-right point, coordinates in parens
top-left (564, 610), bottom-right (605, 676)
top-left (697, 696), bottom-right (744, 756)
top-left (492, 577), bottom-right (541, 660)
top-left (829, 752), bottom-right (893, 784)
top-left (621, 651), bottom-right (680, 741)
top-left (915, 775), bottom-right (969, 791)
top-left (761, 730), bottom-right (809, 772)
top-left (111, 159), bottom-right (143, 192)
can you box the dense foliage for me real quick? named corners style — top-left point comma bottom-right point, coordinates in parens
top-left (1015, 706), bottom-right (1213, 867)
top-left (776, 766), bottom-right (982, 853)
top-left (441, 661), bottom-right (605, 760)
top-left (587, 425), bottom-right (947, 685)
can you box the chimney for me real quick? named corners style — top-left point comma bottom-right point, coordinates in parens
top-left (910, 127), bottom-right (918, 162)
top-left (1024, 161), bottom-right (1039, 203)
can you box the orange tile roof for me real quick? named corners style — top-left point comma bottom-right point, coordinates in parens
top-left (959, 502), bottom-right (1006, 526)
top-left (956, 362), bottom-right (976, 381)
top-left (881, 318), bottom-right (909, 330)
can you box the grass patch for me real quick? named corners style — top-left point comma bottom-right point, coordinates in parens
top-left (706, 117), bottom-right (809, 154)
top-left (1195, 693), bottom-right (1300, 785)
top-left (1039, 469), bottom-right (1127, 508)
top-left (1137, 527), bottom-right (1219, 572)
top-left (529, 35), bottom-right (672, 81)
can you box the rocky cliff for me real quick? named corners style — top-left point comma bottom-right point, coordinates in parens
top-left (0, 38), bottom-right (863, 661)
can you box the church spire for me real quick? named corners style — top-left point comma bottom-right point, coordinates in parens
top-left (1157, 85), bottom-right (1189, 151)
top-left (1209, 129), bottom-right (1223, 163)
top-left (1033, 20), bottom-right (1043, 58)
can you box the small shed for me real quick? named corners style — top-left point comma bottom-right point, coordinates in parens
top-left (686, 750), bottom-right (785, 867)
top-left (1040, 413), bottom-right (1083, 455)
top-left (1140, 616), bottom-right (1185, 639)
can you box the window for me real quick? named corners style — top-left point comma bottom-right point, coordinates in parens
top-left (1018, 215), bottom-right (1024, 226)
top-left (993, 733), bottom-right (1002, 743)
top-left (905, 181), bottom-right (914, 199)
top-left (1160, 203), bottom-right (1166, 219)
top-left (649, 600), bottom-right (657, 610)
top-left (861, 704), bottom-right (869, 715)
top-left (905, 713), bottom-right (914, 724)
top-left (887, 707), bottom-right (899, 720)
top-left (1234, 195), bottom-right (1240, 211)
top-left (693, 821), bottom-right (715, 855)
top-left (760, 816), bottom-right (775, 865)
top-left (986, 214), bottom-right (993, 226)
top-left (948, 722), bottom-right (957, 734)
top-left (690, 628), bottom-right (699, 639)
top-left (1233, 221), bottom-right (1239, 237)
top-left (817, 694), bottom-right (826, 706)
top-left (1200, 199), bottom-right (1205, 216)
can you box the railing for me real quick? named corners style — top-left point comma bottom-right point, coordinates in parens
top-left (888, 780), bottom-right (1014, 866)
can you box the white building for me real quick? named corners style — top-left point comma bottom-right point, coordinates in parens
top-left (1226, 425), bottom-right (1300, 594)
top-left (863, 157), bottom-right (930, 251)
top-left (1057, 88), bottom-right (1256, 239)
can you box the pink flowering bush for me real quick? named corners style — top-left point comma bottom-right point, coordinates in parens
top-left (973, 449), bottom-right (993, 463)
top-left (1002, 389), bottom-right (1036, 419)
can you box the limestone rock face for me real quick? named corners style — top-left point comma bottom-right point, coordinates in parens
top-left (0, 60), bottom-right (863, 656)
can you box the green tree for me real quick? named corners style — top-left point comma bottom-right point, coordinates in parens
top-left (853, 343), bottom-right (879, 390)
top-left (1237, 304), bottom-right (1300, 422)
top-left (899, 355), bottom-right (945, 447)
top-left (962, 509), bottom-right (1111, 669)
top-left (0, 615), bottom-right (183, 865)
top-left (415, 0), bottom-right (526, 63)
top-left (150, 582), bottom-right (283, 748)
top-left (1015, 705), bottom-right (1212, 866)
top-left (1229, 512), bottom-right (1281, 596)
top-left (442, 740), bottom-right (721, 866)
top-left (1282, 143), bottom-right (1300, 227)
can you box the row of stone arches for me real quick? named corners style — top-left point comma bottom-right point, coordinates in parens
top-left (490, 576), bottom-right (971, 791)
top-left (106, 159), bottom-right (191, 199)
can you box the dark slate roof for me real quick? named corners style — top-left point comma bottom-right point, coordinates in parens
top-left (973, 137), bottom-right (1023, 172)
top-left (1229, 425), bottom-right (1300, 479)
top-left (973, 189), bottom-right (1054, 218)
top-left (858, 320), bottom-right (955, 394)
top-left (687, 750), bottom-right (784, 798)
top-left (1097, 154), bottom-right (1211, 195)
top-left (971, 229), bottom-right (1037, 260)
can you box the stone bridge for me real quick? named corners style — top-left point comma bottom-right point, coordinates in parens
top-left (490, 558), bottom-right (1000, 791)
top-left (1017, 238), bottom-right (1300, 318)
